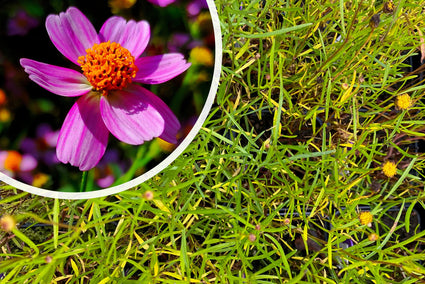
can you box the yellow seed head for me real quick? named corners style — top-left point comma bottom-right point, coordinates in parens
top-left (0, 215), bottom-right (16, 232)
top-left (359, 211), bottom-right (373, 227)
top-left (368, 233), bottom-right (379, 242)
top-left (396, 94), bottom-right (412, 110)
top-left (382, 161), bottom-right (397, 178)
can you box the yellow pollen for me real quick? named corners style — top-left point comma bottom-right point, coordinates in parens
top-left (359, 211), bottom-right (373, 227)
top-left (396, 94), bottom-right (412, 110)
top-left (78, 41), bottom-right (138, 95)
top-left (382, 161), bottom-right (397, 178)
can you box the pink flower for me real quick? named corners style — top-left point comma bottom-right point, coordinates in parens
top-left (20, 7), bottom-right (190, 171)
top-left (187, 0), bottom-right (208, 17)
top-left (0, 150), bottom-right (37, 183)
top-left (20, 123), bottom-right (60, 166)
top-left (7, 9), bottom-right (39, 36)
top-left (147, 0), bottom-right (176, 7)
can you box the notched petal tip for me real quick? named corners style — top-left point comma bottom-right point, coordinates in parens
top-left (45, 6), bottom-right (99, 64)
top-left (99, 16), bottom-right (150, 59)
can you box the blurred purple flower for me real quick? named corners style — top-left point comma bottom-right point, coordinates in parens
top-left (341, 238), bottom-right (354, 249)
top-left (7, 10), bottom-right (39, 36)
top-left (20, 7), bottom-right (190, 171)
top-left (167, 33), bottom-right (202, 53)
top-left (147, 0), bottom-right (176, 7)
top-left (94, 149), bottom-right (127, 188)
top-left (20, 123), bottom-right (60, 165)
top-left (187, 0), bottom-right (208, 17)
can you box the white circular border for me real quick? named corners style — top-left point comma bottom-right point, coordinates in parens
top-left (0, 0), bottom-right (222, 199)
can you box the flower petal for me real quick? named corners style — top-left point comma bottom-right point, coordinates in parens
top-left (133, 53), bottom-right (191, 84)
top-left (57, 93), bottom-right (109, 171)
top-left (20, 58), bottom-right (92, 97)
top-left (100, 84), bottom-right (180, 145)
top-left (147, 0), bottom-right (177, 7)
top-left (20, 155), bottom-right (37, 172)
top-left (46, 7), bottom-right (99, 64)
top-left (99, 16), bottom-right (150, 59)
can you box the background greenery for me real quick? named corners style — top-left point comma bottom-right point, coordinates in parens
top-left (2, 0), bottom-right (425, 283)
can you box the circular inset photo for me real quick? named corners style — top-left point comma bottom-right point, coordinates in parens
top-left (0, 0), bottom-right (221, 198)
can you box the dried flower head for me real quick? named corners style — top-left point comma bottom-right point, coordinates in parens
top-left (0, 215), bottom-right (16, 232)
top-left (45, 255), bottom-right (53, 263)
top-left (248, 233), bottom-right (256, 242)
top-left (359, 211), bottom-right (373, 227)
top-left (382, 161), bottom-right (397, 178)
top-left (143, 190), bottom-right (154, 200)
top-left (369, 13), bottom-right (380, 29)
top-left (368, 233), bottom-right (379, 242)
top-left (396, 94), bottom-right (412, 110)
top-left (109, 0), bottom-right (136, 13)
top-left (383, 1), bottom-right (395, 14)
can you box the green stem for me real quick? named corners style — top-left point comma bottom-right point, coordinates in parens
top-left (79, 171), bottom-right (88, 192)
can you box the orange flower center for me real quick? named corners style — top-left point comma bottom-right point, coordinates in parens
top-left (78, 41), bottom-right (138, 95)
top-left (4, 151), bottom-right (22, 172)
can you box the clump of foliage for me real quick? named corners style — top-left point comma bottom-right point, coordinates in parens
top-left (2, 0), bottom-right (425, 283)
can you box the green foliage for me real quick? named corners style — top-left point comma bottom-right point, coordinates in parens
top-left (2, 0), bottom-right (425, 282)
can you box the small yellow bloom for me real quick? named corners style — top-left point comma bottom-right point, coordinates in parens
top-left (359, 211), bottom-right (373, 227)
top-left (382, 161), bottom-right (397, 178)
top-left (0, 215), bottom-right (16, 232)
top-left (190, 46), bottom-right (214, 66)
top-left (396, 94), bottom-right (412, 110)
top-left (368, 233), bottom-right (379, 242)
top-left (32, 173), bottom-right (49, 188)
top-left (0, 108), bottom-right (11, 122)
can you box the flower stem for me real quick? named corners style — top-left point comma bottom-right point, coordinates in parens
top-left (79, 171), bottom-right (88, 192)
